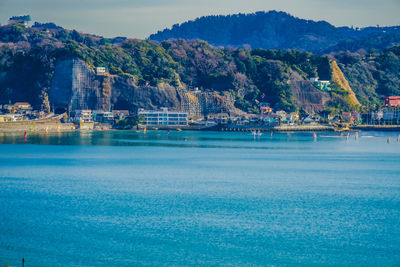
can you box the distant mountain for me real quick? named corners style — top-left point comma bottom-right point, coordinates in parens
top-left (149, 11), bottom-right (400, 53)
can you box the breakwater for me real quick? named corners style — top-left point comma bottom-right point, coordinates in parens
top-left (274, 124), bottom-right (335, 132)
top-left (0, 117), bottom-right (75, 132)
top-left (221, 124), bottom-right (335, 132)
top-left (352, 125), bottom-right (400, 131)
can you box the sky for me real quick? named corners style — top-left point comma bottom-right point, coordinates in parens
top-left (1, 0), bottom-right (400, 39)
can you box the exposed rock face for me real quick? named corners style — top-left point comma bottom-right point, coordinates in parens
top-left (110, 78), bottom-right (182, 111)
top-left (289, 71), bottom-right (330, 114)
top-left (50, 58), bottom-right (109, 112)
top-left (179, 90), bottom-right (236, 118)
top-left (50, 58), bottom-right (183, 113)
top-left (50, 58), bottom-right (344, 116)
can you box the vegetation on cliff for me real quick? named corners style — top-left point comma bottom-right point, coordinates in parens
top-left (331, 46), bottom-right (400, 109)
top-left (0, 18), bottom-right (399, 115)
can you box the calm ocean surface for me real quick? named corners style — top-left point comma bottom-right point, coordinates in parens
top-left (0, 130), bottom-right (400, 266)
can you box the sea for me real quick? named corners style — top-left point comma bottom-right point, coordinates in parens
top-left (0, 130), bottom-right (399, 266)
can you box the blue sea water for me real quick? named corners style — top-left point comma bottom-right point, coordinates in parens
top-left (0, 130), bottom-right (400, 266)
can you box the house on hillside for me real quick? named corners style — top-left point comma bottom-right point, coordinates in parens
top-left (310, 77), bottom-right (331, 91)
top-left (14, 102), bottom-right (32, 111)
top-left (9, 15), bottom-right (31, 26)
top-left (261, 106), bottom-right (273, 114)
top-left (96, 67), bottom-right (107, 75)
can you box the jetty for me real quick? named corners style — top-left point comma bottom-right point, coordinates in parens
top-left (0, 113), bottom-right (75, 132)
top-left (351, 125), bottom-right (400, 131)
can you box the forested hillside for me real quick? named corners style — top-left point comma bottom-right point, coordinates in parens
top-left (0, 19), bottom-right (399, 115)
top-left (150, 11), bottom-right (400, 54)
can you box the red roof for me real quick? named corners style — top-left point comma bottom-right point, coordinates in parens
top-left (383, 96), bottom-right (400, 107)
top-left (384, 96), bottom-right (400, 100)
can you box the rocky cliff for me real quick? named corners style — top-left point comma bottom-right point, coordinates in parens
top-left (50, 59), bottom-right (110, 112)
top-left (49, 58), bottom-right (240, 115)
top-left (3, 21), bottom-right (397, 116)
top-left (111, 79), bottom-right (182, 111)
top-left (50, 58), bottom-right (183, 113)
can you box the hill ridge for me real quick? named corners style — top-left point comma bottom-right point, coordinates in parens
top-left (149, 10), bottom-right (400, 53)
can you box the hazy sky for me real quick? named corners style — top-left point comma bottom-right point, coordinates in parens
top-left (1, 0), bottom-right (400, 39)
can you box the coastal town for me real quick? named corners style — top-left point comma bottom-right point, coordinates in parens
top-left (1, 95), bottom-right (400, 132)
top-left (1, 16), bottom-right (400, 134)
top-left (2, 5), bottom-right (400, 267)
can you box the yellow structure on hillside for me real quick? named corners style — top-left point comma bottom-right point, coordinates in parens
top-left (330, 61), bottom-right (361, 107)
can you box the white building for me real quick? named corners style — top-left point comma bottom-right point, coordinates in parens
top-left (138, 108), bottom-right (188, 126)
top-left (310, 77), bottom-right (331, 91)
top-left (382, 108), bottom-right (400, 121)
top-left (93, 111), bottom-right (114, 123)
top-left (74, 110), bottom-right (93, 123)
top-left (96, 67), bottom-right (106, 74)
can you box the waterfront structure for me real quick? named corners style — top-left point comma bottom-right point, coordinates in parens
top-left (93, 111), bottom-right (114, 124)
top-left (261, 114), bottom-right (279, 126)
top-left (341, 112), bottom-right (353, 123)
top-left (138, 108), bottom-right (188, 126)
top-left (112, 110), bottom-right (130, 120)
top-left (241, 114), bottom-right (259, 124)
top-left (275, 110), bottom-right (287, 121)
top-left (0, 102), bottom-right (32, 115)
top-left (207, 113), bottom-right (229, 124)
top-left (0, 114), bottom-right (24, 122)
top-left (74, 110), bottom-right (93, 123)
top-left (341, 111), bottom-right (361, 123)
top-left (303, 115), bottom-right (321, 124)
top-left (382, 107), bottom-right (400, 121)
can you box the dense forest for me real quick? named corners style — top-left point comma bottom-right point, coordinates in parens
top-left (1, 17), bottom-right (400, 115)
top-left (150, 11), bottom-right (400, 54)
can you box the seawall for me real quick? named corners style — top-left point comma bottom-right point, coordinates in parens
top-left (0, 119), bottom-right (75, 132)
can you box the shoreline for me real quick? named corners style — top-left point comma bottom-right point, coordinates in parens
top-left (2, 120), bottom-right (400, 133)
